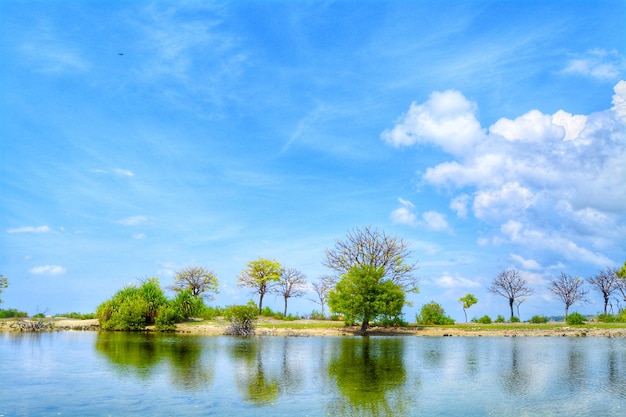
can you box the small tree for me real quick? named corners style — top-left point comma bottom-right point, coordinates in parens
top-left (309, 275), bottom-right (335, 318)
top-left (587, 268), bottom-right (618, 315)
top-left (0, 275), bottom-right (7, 304)
top-left (458, 294), bottom-right (478, 322)
top-left (416, 301), bottom-right (454, 325)
top-left (549, 273), bottom-right (589, 320)
top-left (328, 265), bottom-right (405, 335)
top-left (169, 267), bottom-right (219, 301)
top-left (224, 301), bottom-right (258, 336)
top-left (273, 267), bottom-right (307, 316)
top-left (488, 270), bottom-right (534, 320)
top-left (324, 226), bottom-right (419, 292)
top-left (238, 258), bottom-right (282, 314)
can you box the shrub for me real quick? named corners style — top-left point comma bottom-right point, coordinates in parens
top-left (477, 315), bottom-right (492, 324)
top-left (0, 308), bottom-right (28, 318)
top-left (309, 310), bottom-right (325, 320)
top-left (596, 313), bottom-right (625, 323)
top-left (154, 305), bottom-right (181, 331)
top-left (510, 316), bottom-right (520, 323)
top-left (170, 289), bottom-right (204, 320)
top-left (55, 312), bottom-right (96, 320)
top-left (530, 315), bottom-right (548, 324)
top-left (494, 315), bottom-right (505, 323)
top-left (224, 301), bottom-right (258, 336)
top-left (198, 305), bottom-right (224, 320)
top-left (416, 302), bottom-right (454, 325)
top-left (374, 315), bottom-right (408, 327)
top-left (32, 313), bottom-right (45, 319)
top-left (566, 312), bottom-right (586, 325)
top-left (261, 306), bottom-right (276, 317)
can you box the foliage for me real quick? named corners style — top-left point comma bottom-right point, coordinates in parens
top-left (170, 289), bottom-right (205, 319)
top-left (529, 315), bottom-right (548, 324)
top-left (309, 275), bottom-right (335, 318)
top-left (154, 305), bottom-right (181, 331)
top-left (309, 310), bottom-right (325, 320)
top-left (96, 278), bottom-right (168, 331)
top-left (566, 312), bottom-right (586, 325)
top-left (596, 313), bottom-right (625, 323)
top-left (238, 258), bottom-right (282, 314)
top-left (458, 294), bottom-right (478, 322)
top-left (32, 313), bottom-right (46, 318)
top-left (416, 301), bottom-right (454, 325)
top-left (476, 315), bottom-right (492, 324)
top-left (55, 312), bottom-right (96, 319)
top-left (273, 267), bottom-right (307, 316)
top-left (0, 275), bottom-right (7, 304)
top-left (488, 270), bottom-right (534, 320)
top-left (510, 316), bottom-right (520, 323)
top-left (328, 265), bottom-right (405, 334)
top-left (224, 301), bottom-right (258, 336)
top-left (549, 273), bottom-right (588, 320)
top-left (374, 315), bottom-right (408, 327)
top-left (587, 267), bottom-right (619, 316)
top-left (0, 308), bottom-right (28, 318)
top-left (197, 305), bottom-right (224, 320)
top-left (169, 267), bottom-right (219, 301)
top-left (324, 226), bottom-right (419, 293)
top-left (494, 315), bottom-right (505, 323)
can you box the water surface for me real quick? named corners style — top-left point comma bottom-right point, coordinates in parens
top-left (1, 332), bottom-right (624, 416)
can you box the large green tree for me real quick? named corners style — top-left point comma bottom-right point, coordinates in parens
top-left (238, 258), bottom-right (282, 314)
top-left (328, 265), bottom-right (405, 335)
top-left (324, 226), bottom-right (418, 293)
top-left (169, 266), bottom-right (219, 301)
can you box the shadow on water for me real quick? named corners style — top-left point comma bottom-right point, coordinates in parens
top-left (94, 332), bottom-right (213, 390)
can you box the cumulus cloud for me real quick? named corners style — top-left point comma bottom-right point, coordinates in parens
top-left (384, 81), bottom-right (626, 266)
top-left (563, 49), bottom-right (625, 81)
top-left (29, 265), bottom-right (66, 275)
top-left (390, 198), bottom-right (451, 232)
top-left (7, 225), bottom-right (51, 234)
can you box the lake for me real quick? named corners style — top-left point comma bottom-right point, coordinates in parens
top-left (1, 332), bottom-right (624, 416)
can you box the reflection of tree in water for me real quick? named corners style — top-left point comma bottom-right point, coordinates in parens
top-left (327, 337), bottom-right (413, 417)
top-left (565, 339), bottom-right (587, 391)
top-left (605, 339), bottom-right (626, 399)
top-left (499, 338), bottom-right (531, 395)
top-left (95, 333), bottom-right (213, 390)
top-left (230, 338), bottom-right (279, 405)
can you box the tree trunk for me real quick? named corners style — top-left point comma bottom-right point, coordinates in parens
top-left (283, 296), bottom-right (288, 317)
top-left (564, 305), bottom-right (569, 321)
top-left (463, 309), bottom-right (468, 323)
top-left (360, 313), bottom-right (370, 335)
top-left (509, 298), bottom-right (515, 320)
top-left (258, 293), bottom-right (264, 315)
top-left (603, 296), bottom-right (609, 315)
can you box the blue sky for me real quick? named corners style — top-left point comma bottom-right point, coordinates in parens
top-left (1, 0), bottom-right (625, 321)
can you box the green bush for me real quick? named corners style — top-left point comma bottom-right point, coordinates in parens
top-left (170, 289), bottom-right (204, 320)
top-left (225, 301), bottom-right (258, 336)
top-left (154, 305), bottom-right (181, 331)
top-left (596, 313), bottom-right (625, 323)
top-left (374, 315), bottom-right (408, 327)
top-left (510, 316), bottom-right (520, 323)
top-left (198, 305), bottom-right (224, 320)
top-left (55, 312), bottom-right (96, 320)
top-left (416, 302), bottom-right (454, 325)
top-left (566, 312), bottom-right (586, 325)
top-left (494, 315), bottom-right (505, 323)
top-left (0, 308), bottom-right (28, 318)
top-left (477, 315), bottom-right (492, 324)
top-left (261, 306), bottom-right (276, 317)
top-left (529, 315), bottom-right (548, 324)
top-left (309, 310), bottom-right (325, 320)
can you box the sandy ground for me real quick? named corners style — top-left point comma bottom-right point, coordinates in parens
top-left (2, 318), bottom-right (625, 337)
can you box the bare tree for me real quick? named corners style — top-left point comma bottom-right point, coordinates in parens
top-left (548, 273), bottom-right (589, 320)
top-left (309, 275), bottom-right (336, 318)
top-left (488, 270), bottom-right (534, 320)
top-left (587, 267), bottom-right (618, 315)
top-left (324, 225), bottom-right (418, 292)
top-left (169, 267), bottom-right (219, 301)
top-left (273, 268), bottom-right (307, 316)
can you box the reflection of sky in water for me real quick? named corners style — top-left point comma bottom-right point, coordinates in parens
top-left (1, 333), bottom-right (624, 416)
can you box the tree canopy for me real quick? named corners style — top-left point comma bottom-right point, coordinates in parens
top-left (458, 294), bottom-right (478, 323)
top-left (324, 226), bottom-right (418, 293)
top-left (548, 273), bottom-right (588, 320)
top-left (587, 267), bottom-right (618, 315)
top-left (328, 265), bottom-right (405, 335)
top-left (273, 267), bottom-right (307, 316)
top-left (238, 258), bottom-right (282, 314)
top-left (487, 270), bottom-right (534, 320)
top-left (169, 267), bottom-right (219, 301)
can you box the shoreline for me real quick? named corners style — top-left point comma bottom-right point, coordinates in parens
top-left (2, 318), bottom-right (626, 337)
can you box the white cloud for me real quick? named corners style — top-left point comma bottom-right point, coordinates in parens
top-left (510, 253), bottom-right (541, 270)
top-left (115, 216), bottom-right (148, 226)
top-left (563, 49), bottom-right (625, 81)
top-left (133, 233), bottom-right (146, 240)
top-left (381, 90), bottom-right (485, 156)
top-left (92, 168), bottom-right (135, 177)
top-left (450, 194), bottom-right (470, 218)
top-left (29, 265), bottom-right (66, 275)
top-left (472, 182), bottom-right (535, 223)
top-left (490, 109), bottom-right (564, 142)
top-left (433, 273), bottom-right (480, 288)
top-left (390, 199), bottom-right (451, 232)
top-left (422, 211), bottom-right (451, 232)
top-left (7, 226), bottom-right (51, 234)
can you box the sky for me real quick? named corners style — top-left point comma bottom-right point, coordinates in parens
top-left (1, 0), bottom-right (625, 321)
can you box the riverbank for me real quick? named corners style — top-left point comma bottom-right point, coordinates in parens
top-left (2, 317), bottom-right (626, 337)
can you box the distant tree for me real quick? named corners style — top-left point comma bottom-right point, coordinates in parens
top-left (587, 267), bottom-right (618, 315)
top-left (514, 297), bottom-right (526, 320)
top-left (548, 273), bottom-right (589, 320)
top-left (324, 226), bottom-right (419, 293)
top-left (169, 267), bottom-right (219, 301)
top-left (0, 275), bottom-right (7, 304)
top-left (273, 267), bottom-right (307, 316)
top-left (488, 270), bottom-right (534, 320)
top-left (238, 258), bottom-right (282, 314)
top-left (416, 301), bottom-right (454, 325)
top-left (328, 265), bottom-right (405, 335)
top-left (309, 275), bottom-right (335, 318)
top-left (458, 294), bottom-right (478, 323)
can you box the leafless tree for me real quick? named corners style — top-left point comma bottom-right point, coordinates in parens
top-left (273, 268), bottom-right (307, 316)
top-left (169, 267), bottom-right (219, 301)
top-left (309, 275), bottom-right (336, 318)
top-left (548, 273), bottom-right (589, 320)
top-left (488, 270), bottom-right (534, 320)
top-left (587, 267), bottom-right (618, 315)
top-left (324, 225), bottom-right (418, 292)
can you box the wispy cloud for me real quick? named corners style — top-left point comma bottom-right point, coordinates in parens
top-left (91, 168), bottom-right (135, 177)
top-left (29, 265), bottom-right (66, 275)
top-left (115, 216), bottom-right (148, 226)
top-left (7, 226), bottom-right (51, 234)
top-left (19, 22), bottom-right (88, 74)
top-left (563, 49), bottom-right (625, 81)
